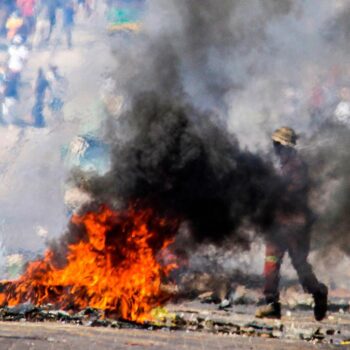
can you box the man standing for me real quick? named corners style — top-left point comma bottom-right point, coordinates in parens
top-left (47, 65), bottom-right (67, 120)
top-left (62, 0), bottom-right (75, 49)
top-left (32, 0), bottom-right (50, 49)
top-left (46, 0), bottom-right (58, 44)
top-left (31, 68), bottom-right (49, 127)
top-left (256, 127), bottom-right (328, 321)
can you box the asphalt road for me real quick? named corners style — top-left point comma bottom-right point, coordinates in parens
top-left (0, 321), bottom-right (338, 350)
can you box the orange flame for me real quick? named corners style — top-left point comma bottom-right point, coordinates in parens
top-left (0, 205), bottom-right (179, 322)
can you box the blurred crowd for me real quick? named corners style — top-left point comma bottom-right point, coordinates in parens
top-left (309, 69), bottom-right (350, 131)
top-left (277, 64), bottom-right (350, 137)
top-left (4, 0), bottom-right (349, 135)
top-left (0, 0), bottom-right (98, 127)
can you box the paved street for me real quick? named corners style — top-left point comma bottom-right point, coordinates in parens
top-left (0, 321), bottom-right (337, 350)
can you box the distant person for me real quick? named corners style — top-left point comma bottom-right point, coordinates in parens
top-left (62, 0), bottom-right (75, 49)
top-left (32, 68), bottom-right (49, 127)
top-left (46, 0), bottom-right (58, 43)
top-left (0, 64), bottom-right (6, 93)
top-left (47, 65), bottom-right (67, 120)
top-left (308, 81), bottom-right (326, 132)
top-left (16, 0), bottom-right (37, 37)
top-left (7, 35), bottom-right (29, 74)
top-left (5, 11), bottom-right (24, 41)
top-left (77, 0), bottom-right (92, 18)
top-left (2, 69), bottom-right (20, 125)
top-left (0, 1), bottom-right (17, 35)
top-left (32, 2), bottom-right (50, 49)
top-left (333, 86), bottom-right (350, 128)
top-left (0, 64), bottom-right (6, 121)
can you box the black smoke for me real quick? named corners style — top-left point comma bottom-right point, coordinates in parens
top-left (47, 0), bottom-right (350, 287)
top-left (67, 0), bottom-right (302, 247)
top-left (77, 92), bottom-right (282, 245)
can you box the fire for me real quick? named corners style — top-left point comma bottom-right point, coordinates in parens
top-left (0, 205), bottom-right (179, 322)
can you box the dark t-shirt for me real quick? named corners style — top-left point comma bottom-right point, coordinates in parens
top-left (4, 73), bottom-right (20, 99)
top-left (277, 150), bottom-right (311, 222)
top-left (35, 75), bottom-right (49, 101)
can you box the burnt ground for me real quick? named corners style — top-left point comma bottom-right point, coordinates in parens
top-left (0, 299), bottom-right (348, 349)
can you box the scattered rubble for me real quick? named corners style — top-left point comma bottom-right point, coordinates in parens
top-left (0, 299), bottom-right (350, 347)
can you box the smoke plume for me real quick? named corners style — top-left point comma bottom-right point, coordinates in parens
top-left (65, 0), bottom-right (308, 249)
top-left (79, 93), bottom-right (281, 245)
top-left (54, 0), bottom-right (350, 278)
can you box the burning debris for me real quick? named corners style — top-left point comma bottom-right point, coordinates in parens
top-left (0, 88), bottom-right (299, 326)
top-left (0, 91), bottom-right (286, 322)
top-left (0, 205), bottom-right (179, 322)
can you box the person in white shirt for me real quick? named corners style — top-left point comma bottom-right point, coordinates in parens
top-left (334, 87), bottom-right (350, 127)
top-left (7, 35), bottom-right (29, 74)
